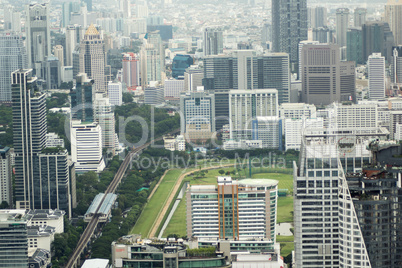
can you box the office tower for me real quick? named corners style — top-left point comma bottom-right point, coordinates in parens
top-left (385, 0), bottom-right (402, 45)
top-left (229, 89), bottom-right (278, 141)
top-left (203, 28), bottom-right (223, 56)
top-left (122, 53), bottom-right (140, 90)
top-left (62, 2), bottom-right (81, 27)
top-left (41, 56), bottom-right (62, 90)
top-left (391, 46), bottom-right (402, 86)
top-left (144, 86), bottom-right (164, 105)
top-left (368, 53), bottom-right (386, 100)
top-left (180, 90), bottom-right (215, 141)
top-left (293, 127), bottom-right (388, 268)
top-left (362, 21), bottom-right (395, 63)
top-left (0, 146), bottom-right (12, 206)
top-left (164, 79), bottom-right (184, 100)
top-left (120, 0), bottom-right (131, 18)
top-left (26, 3), bottom-right (51, 72)
top-left (301, 44), bottom-right (356, 105)
top-left (53, 45), bottom-right (64, 67)
top-left (0, 211), bottom-right (29, 267)
top-left (187, 176), bottom-right (278, 240)
top-left (313, 7), bottom-right (327, 28)
top-left (312, 27), bottom-right (335, 44)
top-left (0, 33), bottom-right (27, 102)
top-left (354, 8), bottom-right (366, 27)
top-left (12, 69), bottom-right (47, 210)
top-left (70, 73), bottom-right (94, 122)
top-left (83, 0), bottom-right (92, 11)
top-left (71, 121), bottom-right (105, 173)
top-left (298, 41), bottom-right (319, 80)
top-left (3, 5), bottom-right (13, 30)
top-left (184, 65), bottom-right (203, 92)
top-left (65, 25), bottom-right (83, 67)
top-left (172, 54), bottom-right (193, 78)
top-left (140, 32), bottom-right (164, 87)
top-left (94, 93), bottom-right (116, 155)
top-left (346, 27), bottom-right (363, 64)
top-left (108, 81), bottom-right (122, 106)
top-left (261, 23), bottom-right (271, 43)
top-left (336, 8), bottom-right (349, 47)
top-left (272, 0), bottom-right (307, 65)
top-left (284, 118), bottom-right (323, 151)
top-left (79, 24), bottom-right (109, 93)
top-left (38, 148), bottom-right (71, 213)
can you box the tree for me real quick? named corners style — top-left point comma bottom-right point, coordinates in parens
top-left (123, 92), bottom-right (133, 103)
top-left (218, 169), bottom-right (225, 175)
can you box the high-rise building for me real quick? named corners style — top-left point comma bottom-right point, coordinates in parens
top-left (0, 33), bottom-right (27, 102)
top-left (65, 25), bottom-right (84, 67)
top-left (180, 90), bottom-right (215, 142)
top-left (362, 21), bottom-right (395, 63)
top-left (83, 0), bottom-right (92, 11)
top-left (0, 211), bottom-right (29, 267)
top-left (229, 89), bottom-right (278, 141)
top-left (53, 45), bottom-right (64, 67)
top-left (272, 0), bottom-right (307, 65)
top-left (94, 93), bottom-right (116, 155)
top-left (122, 53), bottom-right (140, 90)
top-left (385, 0), bottom-right (402, 45)
top-left (71, 121), bottom-right (105, 173)
top-left (184, 65), bottom-right (203, 92)
top-left (172, 54), bottom-right (193, 78)
top-left (62, 1), bottom-right (81, 28)
top-left (79, 24), bottom-right (110, 93)
top-left (70, 73), bottom-right (94, 122)
top-left (186, 176), bottom-right (278, 240)
top-left (140, 32), bottom-right (164, 87)
top-left (346, 27), bottom-right (363, 64)
top-left (144, 86), bottom-right (164, 105)
top-left (164, 79), bottom-right (184, 100)
top-left (336, 8), bottom-right (349, 48)
top-left (12, 69), bottom-right (47, 210)
top-left (312, 27), bottom-right (335, 44)
top-left (354, 8), bottom-right (366, 27)
top-left (391, 46), bottom-right (402, 86)
top-left (261, 23), bottom-right (271, 43)
top-left (368, 53), bottom-right (386, 100)
top-left (313, 7), bottom-right (327, 28)
top-left (298, 41), bottom-right (319, 80)
top-left (26, 3), bottom-right (51, 73)
top-left (202, 28), bottom-right (223, 56)
top-left (108, 81), bottom-right (122, 106)
top-left (0, 146), bottom-right (12, 206)
top-left (38, 148), bottom-right (71, 213)
top-left (301, 44), bottom-right (356, 105)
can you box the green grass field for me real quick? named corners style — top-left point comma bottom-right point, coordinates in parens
top-left (130, 169), bottom-right (188, 237)
top-left (162, 170), bottom-right (294, 237)
top-left (276, 235), bottom-right (294, 257)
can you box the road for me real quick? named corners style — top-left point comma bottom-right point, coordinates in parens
top-left (65, 129), bottom-right (179, 268)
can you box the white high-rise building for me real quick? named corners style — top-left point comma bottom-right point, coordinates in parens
top-left (229, 89), bottom-right (278, 141)
top-left (108, 81), bottom-right (123, 106)
top-left (53, 45), bottom-right (64, 67)
top-left (203, 28), bottom-right (223, 56)
top-left (164, 79), bottom-right (184, 99)
top-left (94, 94), bottom-right (116, 155)
top-left (284, 117), bottom-right (323, 151)
top-left (71, 121), bottom-right (105, 173)
top-left (184, 65), bottom-right (203, 92)
top-left (368, 53), bottom-right (386, 100)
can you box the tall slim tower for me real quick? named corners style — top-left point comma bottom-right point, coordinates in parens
top-left (354, 8), bottom-right (367, 27)
top-left (385, 0), bottom-right (402, 45)
top-left (122, 53), bottom-right (140, 90)
top-left (25, 3), bottom-right (51, 72)
top-left (140, 32), bottom-right (164, 87)
top-left (12, 69), bottom-right (47, 210)
top-left (70, 73), bottom-right (94, 122)
top-left (336, 8), bottom-right (349, 47)
top-left (272, 0), bottom-right (307, 66)
top-left (0, 146), bottom-right (12, 206)
top-left (367, 53), bottom-right (386, 100)
top-left (0, 33), bottom-right (27, 102)
top-left (203, 28), bottom-right (223, 56)
top-left (79, 24), bottom-right (109, 92)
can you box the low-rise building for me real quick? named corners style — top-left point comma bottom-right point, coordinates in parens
top-left (163, 135), bottom-right (185, 151)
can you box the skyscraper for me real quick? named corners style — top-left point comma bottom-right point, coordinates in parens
top-left (346, 27), bottom-right (363, 64)
top-left (0, 146), bottom-right (12, 206)
top-left (354, 8), bottom-right (366, 27)
top-left (12, 69), bottom-right (47, 210)
top-left (313, 7), bottom-right (327, 28)
top-left (272, 0), bottom-right (307, 65)
top-left (172, 54), bottom-right (193, 78)
top-left (301, 44), bottom-right (356, 105)
top-left (362, 21), bottom-right (395, 63)
top-left (108, 81), bottom-right (123, 106)
top-left (65, 25), bottom-right (84, 67)
top-left (391, 46), bottom-right (402, 86)
top-left (94, 93), bottom-right (116, 155)
top-left (385, 0), bottom-right (402, 45)
top-left (70, 73), bottom-right (94, 122)
top-left (368, 53), bottom-right (386, 100)
top-left (336, 8), bottom-right (349, 48)
top-left (25, 3), bottom-right (51, 73)
top-left (0, 33), bottom-right (27, 102)
top-left (122, 53), bottom-right (140, 90)
top-left (79, 24), bottom-right (110, 93)
top-left (202, 28), bottom-right (223, 56)
top-left (140, 31), bottom-right (164, 87)
top-left (53, 45), bottom-right (64, 67)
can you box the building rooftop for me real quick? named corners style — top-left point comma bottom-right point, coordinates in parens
top-left (81, 259), bottom-right (109, 268)
top-left (238, 179), bottom-right (278, 187)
